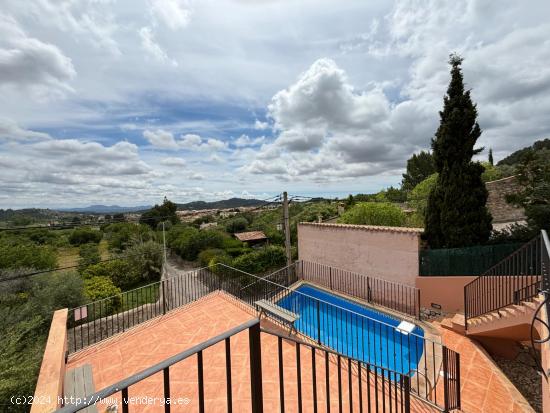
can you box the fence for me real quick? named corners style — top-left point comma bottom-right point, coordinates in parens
top-left (56, 319), bottom-right (414, 413)
top-left (299, 260), bottom-right (421, 319)
top-left (67, 260), bottom-right (460, 411)
top-left (420, 242), bottom-right (523, 276)
top-left (464, 233), bottom-right (544, 328)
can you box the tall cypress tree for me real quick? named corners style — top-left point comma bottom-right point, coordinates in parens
top-left (424, 54), bottom-right (492, 248)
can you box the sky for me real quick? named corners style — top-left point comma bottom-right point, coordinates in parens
top-left (0, 0), bottom-right (549, 209)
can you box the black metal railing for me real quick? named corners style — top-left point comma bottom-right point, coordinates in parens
top-left (298, 260), bottom-right (421, 319)
top-left (66, 261), bottom-right (460, 411)
top-left (464, 233), bottom-right (544, 329)
top-left (56, 318), bottom-right (414, 413)
top-left (67, 265), bottom-right (221, 353)
top-left (221, 264), bottom-right (457, 411)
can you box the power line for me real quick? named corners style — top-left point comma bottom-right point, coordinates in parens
top-left (0, 248), bottom-right (165, 284)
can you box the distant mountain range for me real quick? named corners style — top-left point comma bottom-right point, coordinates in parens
top-left (55, 198), bottom-right (268, 214)
top-left (176, 197), bottom-right (267, 211)
top-left (57, 205), bottom-right (151, 213)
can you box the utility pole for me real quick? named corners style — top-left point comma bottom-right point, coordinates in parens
top-left (283, 192), bottom-right (292, 273)
top-left (162, 221), bottom-right (167, 266)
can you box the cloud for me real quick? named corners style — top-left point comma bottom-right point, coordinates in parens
top-left (179, 133), bottom-right (202, 148)
top-left (254, 120), bottom-right (269, 130)
top-left (143, 129), bottom-right (178, 149)
top-left (0, 13), bottom-right (76, 96)
top-left (160, 157), bottom-right (186, 166)
top-left (179, 134), bottom-right (227, 151)
top-left (139, 26), bottom-right (178, 66)
top-left (0, 118), bottom-right (51, 141)
top-left (150, 0), bottom-right (193, 30)
top-left (233, 134), bottom-right (265, 147)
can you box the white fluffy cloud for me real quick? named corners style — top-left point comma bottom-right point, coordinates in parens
top-left (143, 129), bottom-right (179, 149)
top-left (0, 13), bottom-right (76, 96)
top-left (233, 134), bottom-right (265, 148)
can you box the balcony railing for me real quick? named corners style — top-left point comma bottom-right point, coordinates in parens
top-left (464, 231), bottom-right (547, 329)
top-left (66, 260), bottom-right (460, 411)
top-left (57, 319), bottom-right (414, 413)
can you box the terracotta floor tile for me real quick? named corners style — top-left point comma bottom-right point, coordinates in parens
top-left (65, 293), bottom-right (536, 413)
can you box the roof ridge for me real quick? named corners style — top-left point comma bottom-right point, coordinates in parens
top-left (298, 221), bottom-right (423, 234)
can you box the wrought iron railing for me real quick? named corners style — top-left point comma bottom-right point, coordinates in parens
top-left (464, 233), bottom-right (544, 329)
top-left (299, 260), bottom-right (421, 319)
top-left (56, 319), bottom-right (414, 413)
top-left (66, 260), bottom-right (460, 411)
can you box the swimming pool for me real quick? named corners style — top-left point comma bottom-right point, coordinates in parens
top-left (276, 284), bottom-right (425, 375)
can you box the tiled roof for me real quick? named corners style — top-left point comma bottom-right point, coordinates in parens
top-left (299, 221), bottom-right (424, 234)
top-left (234, 230), bottom-right (268, 241)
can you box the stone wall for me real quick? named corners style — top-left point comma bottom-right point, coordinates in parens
top-left (486, 176), bottom-right (526, 224)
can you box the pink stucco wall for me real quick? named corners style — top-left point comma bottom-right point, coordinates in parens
top-left (297, 222), bottom-right (423, 286)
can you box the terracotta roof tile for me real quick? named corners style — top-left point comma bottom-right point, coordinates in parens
top-left (234, 230), bottom-right (268, 241)
top-left (298, 221), bottom-right (424, 234)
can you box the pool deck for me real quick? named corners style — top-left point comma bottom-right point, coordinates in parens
top-left (66, 291), bottom-right (534, 412)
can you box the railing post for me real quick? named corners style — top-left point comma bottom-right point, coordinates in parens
top-left (249, 322), bottom-right (264, 413)
top-left (316, 300), bottom-right (321, 344)
top-left (329, 267), bottom-right (333, 290)
top-left (403, 374), bottom-right (411, 413)
top-left (161, 280), bottom-right (167, 315)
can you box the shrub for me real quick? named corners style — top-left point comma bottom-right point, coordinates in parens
top-left (407, 173), bottom-right (438, 226)
top-left (198, 248), bottom-right (230, 267)
top-left (169, 227), bottom-right (224, 261)
top-left (78, 243), bottom-right (101, 273)
top-left (84, 276), bottom-right (122, 312)
top-left (104, 223), bottom-right (152, 251)
top-left (83, 259), bottom-right (139, 290)
top-left (0, 239), bottom-right (57, 270)
top-left (124, 241), bottom-right (163, 283)
top-left (232, 245), bottom-right (286, 274)
top-left (338, 202), bottom-right (406, 227)
top-left (68, 227), bottom-right (102, 246)
top-left (225, 217), bottom-right (248, 233)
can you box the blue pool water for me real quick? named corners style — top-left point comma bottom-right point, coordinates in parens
top-left (277, 284), bottom-right (425, 375)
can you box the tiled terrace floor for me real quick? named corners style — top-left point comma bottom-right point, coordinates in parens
top-left (67, 292), bottom-right (532, 413)
top-left (436, 324), bottom-right (534, 413)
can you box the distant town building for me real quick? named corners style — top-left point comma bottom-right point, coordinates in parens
top-left (200, 222), bottom-right (218, 230)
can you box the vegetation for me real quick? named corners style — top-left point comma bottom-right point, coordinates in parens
top-left (84, 276), bottom-right (122, 306)
top-left (401, 151), bottom-right (436, 191)
top-left (0, 272), bottom-right (84, 410)
top-left (103, 222), bottom-right (153, 251)
top-left (0, 238), bottom-right (58, 271)
top-left (338, 202), bottom-right (406, 227)
top-left (231, 245), bottom-right (287, 274)
top-left (424, 55), bottom-right (492, 248)
top-left (140, 197), bottom-right (179, 229)
top-left (68, 227), bottom-right (102, 246)
top-left (497, 138), bottom-right (550, 166)
top-left (407, 173), bottom-right (438, 226)
top-left (506, 148), bottom-right (550, 230)
top-left (225, 217), bottom-right (248, 233)
top-left (78, 243), bottom-right (101, 273)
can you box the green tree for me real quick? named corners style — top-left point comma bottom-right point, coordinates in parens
top-left (78, 243), bottom-right (101, 273)
top-left (488, 148), bottom-right (494, 165)
top-left (338, 202), bottom-right (406, 227)
top-left (424, 55), bottom-right (492, 248)
top-left (68, 227), bottom-right (102, 246)
top-left (401, 151), bottom-right (436, 191)
top-left (225, 217), bottom-right (248, 233)
top-left (124, 241), bottom-right (163, 282)
top-left (481, 161), bottom-right (503, 182)
top-left (407, 173), bottom-right (438, 225)
top-left (83, 259), bottom-right (139, 290)
top-left (140, 197), bottom-right (178, 229)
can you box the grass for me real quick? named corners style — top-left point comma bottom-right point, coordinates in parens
top-left (56, 239), bottom-right (110, 268)
top-left (120, 281), bottom-right (160, 311)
